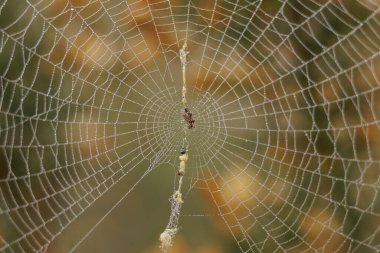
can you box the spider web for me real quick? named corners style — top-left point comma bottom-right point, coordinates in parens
top-left (1, 0), bottom-right (380, 252)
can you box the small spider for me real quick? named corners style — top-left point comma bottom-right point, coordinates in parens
top-left (183, 108), bottom-right (195, 129)
top-left (180, 142), bottom-right (187, 154)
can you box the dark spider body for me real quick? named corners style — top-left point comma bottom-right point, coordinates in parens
top-left (183, 108), bottom-right (195, 129)
top-left (180, 143), bottom-right (187, 154)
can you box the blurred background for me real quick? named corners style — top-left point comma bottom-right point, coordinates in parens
top-left (0, 0), bottom-right (380, 252)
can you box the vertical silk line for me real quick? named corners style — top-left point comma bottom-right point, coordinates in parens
top-left (159, 41), bottom-right (191, 252)
top-left (180, 41), bottom-right (189, 106)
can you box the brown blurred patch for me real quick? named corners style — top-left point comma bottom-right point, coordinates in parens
top-left (357, 0), bottom-right (380, 10)
top-left (196, 243), bottom-right (225, 253)
top-left (196, 174), bottom-right (234, 236)
top-left (299, 208), bottom-right (347, 253)
top-left (129, 0), bottom-right (179, 49)
top-left (195, 1), bottom-right (233, 28)
top-left (198, 166), bottom-right (291, 238)
top-left (46, 29), bottom-right (120, 73)
top-left (120, 32), bottom-right (159, 69)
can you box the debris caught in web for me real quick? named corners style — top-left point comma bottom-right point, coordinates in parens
top-left (159, 228), bottom-right (178, 252)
